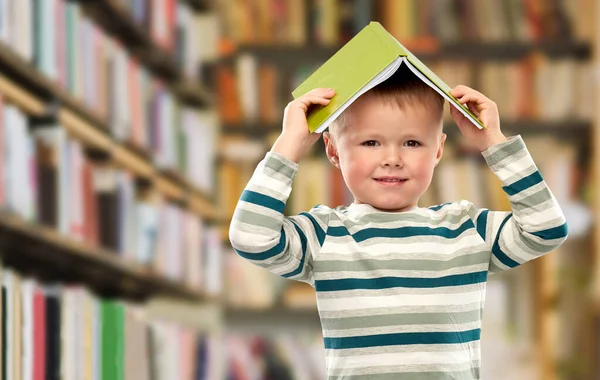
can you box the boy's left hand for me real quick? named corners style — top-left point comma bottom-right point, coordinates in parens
top-left (450, 85), bottom-right (507, 152)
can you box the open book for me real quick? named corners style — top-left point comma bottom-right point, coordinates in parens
top-left (292, 22), bottom-right (486, 133)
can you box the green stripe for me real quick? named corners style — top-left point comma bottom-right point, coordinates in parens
top-left (282, 221), bottom-right (308, 278)
top-left (240, 190), bottom-right (285, 214)
top-left (532, 222), bottom-right (568, 240)
top-left (234, 230), bottom-right (287, 261)
top-left (324, 329), bottom-right (481, 349)
top-left (429, 202), bottom-right (453, 211)
top-left (514, 187), bottom-right (552, 210)
top-left (321, 310), bottom-right (481, 330)
top-left (475, 210), bottom-right (488, 241)
top-left (491, 214), bottom-right (520, 268)
top-left (300, 212), bottom-right (326, 245)
top-left (317, 251), bottom-right (489, 272)
top-left (315, 271), bottom-right (487, 292)
top-left (328, 220), bottom-right (473, 241)
top-left (503, 171), bottom-right (543, 196)
top-left (483, 137), bottom-right (525, 167)
top-left (328, 369), bottom-right (479, 380)
top-left (234, 209), bottom-right (280, 231)
top-left (265, 153), bottom-right (297, 178)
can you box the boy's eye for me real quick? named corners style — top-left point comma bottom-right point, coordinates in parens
top-left (361, 140), bottom-right (379, 147)
top-left (404, 140), bottom-right (421, 147)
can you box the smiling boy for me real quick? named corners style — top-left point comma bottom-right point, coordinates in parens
top-left (229, 68), bottom-right (568, 379)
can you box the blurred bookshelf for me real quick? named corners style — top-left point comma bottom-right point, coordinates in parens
top-left (0, 211), bottom-right (208, 302)
top-left (0, 0), bottom-right (224, 379)
top-left (223, 119), bottom-right (593, 139)
top-left (225, 40), bottom-right (591, 65)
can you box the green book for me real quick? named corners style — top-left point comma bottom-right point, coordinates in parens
top-left (101, 301), bottom-right (124, 380)
top-left (292, 22), bottom-right (486, 133)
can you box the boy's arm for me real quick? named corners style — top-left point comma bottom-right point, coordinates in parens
top-left (229, 88), bottom-right (336, 286)
top-left (469, 136), bottom-right (568, 273)
top-left (229, 151), bottom-right (328, 286)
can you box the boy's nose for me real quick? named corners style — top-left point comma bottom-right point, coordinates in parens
top-left (382, 150), bottom-right (404, 168)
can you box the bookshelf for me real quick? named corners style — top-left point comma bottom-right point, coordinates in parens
top-left (227, 40), bottom-right (591, 66)
top-left (75, 0), bottom-right (212, 106)
top-left (0, 70), bottom-right (217, 221)
top-left (0, 1), bottom-right (225, 379)
top-left (0, 211), bottom-right (209, 302)
top-left (0, 3), bottom-right (221, 302)
top-left (223, 120), bottom-right (593, 140)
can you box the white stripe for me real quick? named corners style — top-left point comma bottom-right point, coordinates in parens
top-left (328, 348), bottom-right (480, 369)
top-left (517, 207), bottom-right (564, 230)
top-left (320, 233), bottom-right (486, 258)
top-left (318, 291), bottom-right (484, 311)
top-left (229, 222), bottom-right (280, 250)
top-left (319, 302), bottom-right (483, 319)
top-left (328, 214), bottom-right (473, 231)
top-left (493, 155), bottom-right (535, 180)
top-left (248, 175), bottom-right (291, 198)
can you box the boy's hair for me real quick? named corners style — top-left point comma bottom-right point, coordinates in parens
top-left (328, 65), bottom-right (445, 138)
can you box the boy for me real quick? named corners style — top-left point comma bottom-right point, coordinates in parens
top-left (229, 68), bottom-right (568, 379)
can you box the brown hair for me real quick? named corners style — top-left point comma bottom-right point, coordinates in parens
top-left (328, 64), bottom-right (445, 137)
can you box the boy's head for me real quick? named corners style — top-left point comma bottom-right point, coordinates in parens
top-left (323, 66), bottom-right (446, 212)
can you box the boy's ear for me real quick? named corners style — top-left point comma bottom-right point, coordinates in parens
top-left (323, 132), bottom-right (340, 169)
top-left (435, 133), bottom-right (446, 166)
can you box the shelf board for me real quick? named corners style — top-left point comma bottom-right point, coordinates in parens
top-left (0, 212), bottom-right (208, 302)
top-left (0, 47), bottom-right (217, 221)
top-left (76, 0), bottom-right (211, 107)
top-left (228, 40), bottom-right (591, 65)
top-left (182, 0), bottom-right (212, 11)
top-left (223, 119), bottom-right (593, 139)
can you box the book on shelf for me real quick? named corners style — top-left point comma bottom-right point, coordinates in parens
top-left (0, 268), bottom-right (223, 380)
top-left (0, 95), bottom-right (224, 295)
top-left (292, 21), bottom-right (485, 133)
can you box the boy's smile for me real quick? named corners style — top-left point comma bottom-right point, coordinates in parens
top-left (325, 95), bottom-right (446, 212)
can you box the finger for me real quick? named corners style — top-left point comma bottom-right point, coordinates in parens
top-left (307, 88), bottom-right (336, 97)
top-left (294, 95), bottom-right (332, 111)
top-left (450, 105), bottom-right (476, 132)
top-left (465, 101), bottom-right (481, 118)
top-left (450, 85), bottom-right (474, 98)
top-left (450, 85), bottom-right (486, 99)
top-left (455, 92), bottom-right (490, 107)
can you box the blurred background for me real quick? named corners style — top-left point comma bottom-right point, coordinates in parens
top-left (0, 0), bottom-right (597, 379)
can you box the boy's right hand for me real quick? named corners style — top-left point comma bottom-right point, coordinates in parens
top-left (271, 88), bottom-right (335, 163)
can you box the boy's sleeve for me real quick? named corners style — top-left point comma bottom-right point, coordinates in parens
top-left (468, 136), bottom-right (568, 274)
top-left (228, 151), bottom-right (329, 287)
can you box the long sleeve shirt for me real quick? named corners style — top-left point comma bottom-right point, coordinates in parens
top-left (229, 135), bottom-right (568, 379)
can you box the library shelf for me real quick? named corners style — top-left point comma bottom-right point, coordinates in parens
top-left (222, 119), bottom-right (593, 139)
top-left (75, 0), bottom-right (211, 107)
top-left (227, 40), bottom-right (592, 66)
top-left (0, 212), bottom-right (209, 302)
top-left (182, 0), bottom-right (212, 11)
top-left (0, 64), bottom-right (217, 221)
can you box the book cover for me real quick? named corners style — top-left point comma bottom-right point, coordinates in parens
top-left (292, 21), bottom-right (486, 133)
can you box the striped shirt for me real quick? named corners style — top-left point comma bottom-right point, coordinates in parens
top-left (229, 135), bottom-right (568, 379)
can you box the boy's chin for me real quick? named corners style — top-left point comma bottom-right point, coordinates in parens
top-left (370, 200), bottom-right (417, 213)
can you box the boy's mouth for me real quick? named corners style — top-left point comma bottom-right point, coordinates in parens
top-left (373, 176), bottom-right (408, 184)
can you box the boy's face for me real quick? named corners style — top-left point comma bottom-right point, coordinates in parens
top-left (325, 96), bottom-right (445, 212)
